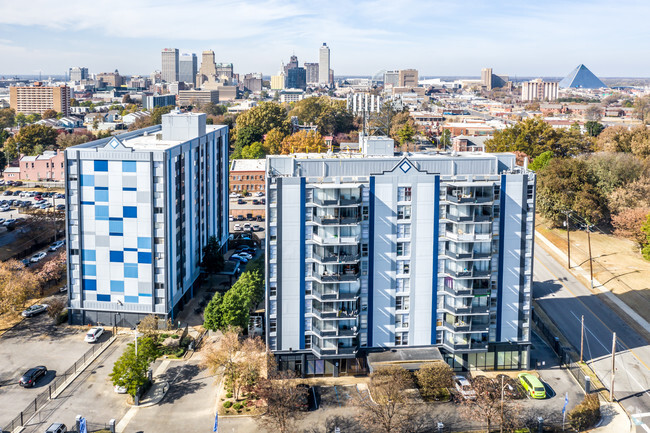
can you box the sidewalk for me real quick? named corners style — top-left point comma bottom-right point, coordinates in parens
top-left (590, 402), bottom-right (631, 433)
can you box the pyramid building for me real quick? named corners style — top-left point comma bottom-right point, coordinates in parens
top-left (559, 64), bottom-right (607, 89)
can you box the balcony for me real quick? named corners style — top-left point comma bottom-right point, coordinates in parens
top-left (311, 234), bottom-right (360, 245)
top-left (308, 289), bottom-right (361, 302)
top-left (310, 326), bottom-right (358, 338)
top-left (443, 250), bottom-right (492, 261)
top-left (444, 231), bottom-right (493, 242)
top-left (441, 213), bottom-right (493, 223)
top-left (316, 271), bottom-right (360, 282)
top-left (444, 268), bottom-right (492, 279)
top-left (440, 285), bottom-right (490, 298)
top-left (438, 320), bottom-right (489, 333)
top-left (442, 194), bottom-right (494, 204)
top-left (311, 345), bottom-right (358, 357)
top-left (313, 196), bottom-right (362, 207)
top-left (313, 215), bottom-right (361, 226)
top-left (440, 303), bottom-right (490, 316)
top-left (308, 308), bottom-right (358, 320)
top-left (312, 252), bottom-right (360, 264)
top-left (440, 341), bottom-right (489, 352)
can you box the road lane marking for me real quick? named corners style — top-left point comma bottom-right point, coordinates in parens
top-left (569, 310), bottom-right (610, 353)
top-left (535, 256), bottom-right (650, 373)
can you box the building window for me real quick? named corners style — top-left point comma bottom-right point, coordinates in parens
top-left (398, 187), bottom-right (412, 202)
top-left (396, 296), bottom-right (410, 311)
top-left (398, 261), bottom-right (410, 275)
top-left (269, 284), bottom-right (277, 297)
top-left (396, 314), bottom-right (410, 328)
top-left (361, 243), bottom-right (369, 257)
top-left (269, 318), bottom-right (277, 333)
top-left (395, 331), bottom-right (408, 346)
top-left (396, 242), bottom-right (410, 257)
top-left (397, 205), bottom-right (411, 220)
top-left (397, 224), bottom-right (411, 239)
top-left (362, 206), bottom-right (369, 221)
top-left (397, 278), bottom-right (410, 292)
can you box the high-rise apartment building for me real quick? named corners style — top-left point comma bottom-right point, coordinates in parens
top-left (179, 53), bottom-right (198, 84)
top-left (69, 67), bottom-right (89, 82)
top-left (384, 71), bottom-right (399, 87)
top-left (265, 139), bottom-right (535, 375)
top-left (286, 67), bottom-right (307, 90)
top-left (64, 112), bottom-right (229, 326)
top-left (398, 69), bottom-right (418, 87)
top-left (319, 43), bottom-right (331, 86)
top-left (521, 79), bottom-right (559, 102)
top-left (271, 74), bottom-right (285, 91)
top-left (481, 68), bottom-right (508, 91)
top-left (161, 48), bottom-right (179, 83)
top-left (305, 63), bottom-right (319, 85)
top-left (10, 84), bottom-right (71, 116)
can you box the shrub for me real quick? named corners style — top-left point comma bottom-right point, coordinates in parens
top-left (226, 391), bottom-right (233, 398)
top-left (223, 401), bottom-right (232, 409)
top-left (171, 334), bottom-right (180, 339)
top-left (568, 394), bottom-right (601, 431)
top-left (415, 362), bottom-right (454, 401)
top-left (160, 333), bottom-right (170, 339)
top-left (233, 402), bottom-right (243, 410)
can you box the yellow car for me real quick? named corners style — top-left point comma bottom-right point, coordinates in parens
top-left (518, 373), bottom-right (546, 399)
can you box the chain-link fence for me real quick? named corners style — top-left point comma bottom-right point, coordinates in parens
top-left (2, 334), bottom-right (116, 433)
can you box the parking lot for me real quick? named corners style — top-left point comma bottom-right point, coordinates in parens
top-left (229, 194), bottom-right (266, 239)
top-left (0, 297), bottom-right (88, 427)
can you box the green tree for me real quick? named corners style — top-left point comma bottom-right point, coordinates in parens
top-left (485, 117), bottom-right (556, 158)
top-left (439, 129), bottom-right (451, 149)
top-left (3, 123), bottom-right (58, 159)
top-left (241, 141), bottom-right (267, 159)
top-left (232, 126), bottom-right (263, 159)
top-left (288, 96), bottom-right (354, 136)
top-left (42, 109), bottom-right (58, 119)
top-left (150, 105), bottom-right (175, 124)
top-left (280, 130), bottom-right (325, 154)
top-left (634, 95), bottom-right (650, 124)
top-left (235, 102), bottom-right (290, 137)
top-left (396, 122), bottom-right (415, 147)
top-left (56, 131), bottom-right (94, 149)
top-left (0, 150), bottom-right (7, 173)
top-left (198, 102), bottom-right (227, 116)
top-left (595, 125), bottom-right (632, 153)
top-left (14, 113), bottom-right (26, 127)
top-left (110, 337), bottom-right (159, 397)
top-left (70, 98), bottom-right (79, 107)
top-left (415, 362), bottom-right (454, 401)
top-left (0, 108), bottom-right (15, 129)
top-left (203, 292), bottom-right (224, 331)
top-left (585, 121), bottom-right (604, 137)
top-left (122, 94), bottom-right (132, 104)
top-left (202, 235), bottom-right (224, 273)
top-left (26, 113), bottom-right (41, 124)
top-left (528, 150), bottom-right (553, 171)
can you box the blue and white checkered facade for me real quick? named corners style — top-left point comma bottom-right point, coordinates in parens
top-left (65, 113), bottom-right (229, 326)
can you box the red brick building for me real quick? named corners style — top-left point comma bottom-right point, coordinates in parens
top-left (229, 159), bottom-right (265, 193)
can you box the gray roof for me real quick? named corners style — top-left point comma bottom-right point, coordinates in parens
top-left (367, 347), bottom-right (444, 372)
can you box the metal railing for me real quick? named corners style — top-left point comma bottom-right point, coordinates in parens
top-left (2, 333), bottom-right (116, 433)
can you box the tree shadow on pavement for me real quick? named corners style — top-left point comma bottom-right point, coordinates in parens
top-left (158, 363), bottom-right (206, 404)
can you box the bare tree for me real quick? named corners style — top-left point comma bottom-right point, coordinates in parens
top-left (0, 260), bottom-right (41, 315)
top-left (202, 326), bottom-right (243, 398)
top-left (355, 365), bottom-right (416, 433)
top-left (459, 376), bottom-right (521, 433)
top-left (46, 297), bottom-right (67, 321)
top-left (137, 314), bottom-right (160, 336)
top-left (255, 370), bottom-right (307, 433)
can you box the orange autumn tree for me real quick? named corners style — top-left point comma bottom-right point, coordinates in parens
top-left (280, 130), bottom-right (326, 154)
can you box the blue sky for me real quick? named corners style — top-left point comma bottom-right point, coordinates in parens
top-left (1, 0), bottom-right (649, 77)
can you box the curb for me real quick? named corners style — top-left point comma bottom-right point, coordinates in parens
top-left (51, 335), bottom-right (118, 399)
top-left (128, 381), bottom-right (170, 408)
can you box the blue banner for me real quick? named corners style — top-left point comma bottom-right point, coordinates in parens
top-left (562, 392), bottom-right (569, 415)
top-left (79, 417), bottom-right (87, 433)
top-left (213, 412), bottom-right (218, 432)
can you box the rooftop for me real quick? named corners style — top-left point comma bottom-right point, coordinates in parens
top-left (230, 159), bottom-right (266, 172)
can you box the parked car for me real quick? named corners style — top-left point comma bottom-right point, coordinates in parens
top-left (233, 224), bottom-right (242, 231)
top-left (14, 181), bottom-right (22, 186)
top-left (237, 199), bottom-right (245, 205)
top-left (253, 224), bottom-right (262, 231)
top-left (49, 240), bottom-right (65, 251)
top-left (56, 204), bottom-right (65, 211)
top-left (21, 304), bottom-right (49, 317)
top-left (229, 254), bottom-right (249, 263)
top-left (256, 215), bottom-right (264, 222)
top-left (55, 193), bottom-right (65, 199)
top-left (84, 327), bottom-right (104, 343)
top-left (21, 258), bottom-right (30, 267)
top-left (453, 375), bottom-right (477, 400)
top-left (18, 366), bottom-right (47, 387)
top-left (3, 219), bottom-right (16, 226)
top-left (34, 195), bottom-right (42, 201)
top-left (229, 192), bottom-right (240, 198)
top-left (238, 252), bottom-right (253, 260)
top-left (236, 246), bottom-right (255, 254)
top-left (35, 199), bottom-right (47, 204)
top-left (0, 206), bottom-right (10, 212)
top-left (260, 198), bottom-right (266, 205)
top-left (0, 218), bottom-right (5, 225)
top-left (243, 223), bottom-right (252, 231)
top-left (518, 373), bottom-right (546, 399)
top-left (58, 286), bottom-right (68, 293)
top-left (246, 213), bottom-right (254, 221)
top-left (2, 190), bottom-right (12, 196)
top-left (256, 192), bottom-right (264, 197)
top-left (236, 215), bottom-right (245, 221)
top-left (229, 215), bottom-right (234, 221)
top-left (30, 252), bottom-right (47, 263)
top-left (252, 199), bottom-right (260, 205)
top-left (13, 190), bottom-right (22, 196)
top-left (44, 423), bottom-right (67, 433)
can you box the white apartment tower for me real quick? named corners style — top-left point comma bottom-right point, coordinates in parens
top-left (266, 139), bottom-right (535, 376)
top-left (319, 43), bottom-right (331, 86)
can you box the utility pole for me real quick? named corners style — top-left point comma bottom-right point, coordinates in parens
top-left (610, 332), bottom-right (616, 402)
top-left (580, 315), bottom-right (585, 363)
top-left (500, 374), bottom-right (504, 433)
top-left (587, 226), bottom-right (594, 289)
top-left (565, 211), bottom-right (571, 268)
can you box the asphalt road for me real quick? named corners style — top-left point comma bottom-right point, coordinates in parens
top-left (0, 304), bottom-right (87, 427)
top-left (21, 336), bottom-right (130, 433)
top-left (534, 243), bottom-right (650, 431)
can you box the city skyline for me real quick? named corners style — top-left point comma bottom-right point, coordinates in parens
top-left (1, 0), bottom-right (649, 77)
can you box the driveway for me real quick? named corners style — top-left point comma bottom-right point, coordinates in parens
top-left (0, 309), bottom-right (88, 427)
